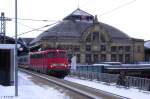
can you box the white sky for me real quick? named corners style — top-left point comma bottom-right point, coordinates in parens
top-left (0, 0), bottom-right (150, 40)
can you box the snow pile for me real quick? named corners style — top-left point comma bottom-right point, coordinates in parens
top-left (65, 77), bottom-right (150, 99)
top-left (0, 72), bottom-right (69, 99)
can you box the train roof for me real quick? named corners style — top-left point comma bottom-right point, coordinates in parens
top-left (30, 49), bottom-right (66, 54)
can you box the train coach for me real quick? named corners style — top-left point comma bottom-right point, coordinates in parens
top-left (18, 49), bottom-right (70, 78)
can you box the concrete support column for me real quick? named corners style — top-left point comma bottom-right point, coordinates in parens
top-left (80, 53), bottom-right (85, 64)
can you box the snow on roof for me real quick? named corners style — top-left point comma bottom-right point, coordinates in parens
top-left (70, 8), bottom-right (92, 16)
top-left (145, 40), bottom-right (150, 49)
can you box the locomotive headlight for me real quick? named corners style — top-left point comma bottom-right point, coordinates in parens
top-left (64, 64), bottom-right (67, 67)
top-left (52, 63), bottom-right (57, 66)
top-left (51, 63), bottom-right (66, 66)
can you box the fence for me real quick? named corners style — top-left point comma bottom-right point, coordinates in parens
top-left (69, 70), bottom-right (150, 91)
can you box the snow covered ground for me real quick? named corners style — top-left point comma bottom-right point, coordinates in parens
top-left (0, 72), bottom-right (69, 99)
top-left (65, 76), bottom-right (150, 99)
top-left (1, 71), bottom-right (150, 99)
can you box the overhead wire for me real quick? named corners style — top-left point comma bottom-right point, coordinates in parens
top-left (6, 0), bottom-right (136, 38)
top-left (11, 21), bottom-right (61, 37)
top-left (6, 17), bottom-right (60, 22)
top-left (98, 0), bottom-right (136, 17)
top-left (13, 21), bottom-right (47, 31)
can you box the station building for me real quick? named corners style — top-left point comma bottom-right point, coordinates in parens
top-left (30, 9), bottom-right (144, 64)
top-left (144, 41), bottom-right (150, 61)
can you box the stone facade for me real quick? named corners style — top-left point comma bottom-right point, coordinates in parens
top-left (30, 9), bottom-right (144, 64)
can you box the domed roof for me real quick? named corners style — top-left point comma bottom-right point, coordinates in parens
top-left (30, 9), bottom-right (131, 45)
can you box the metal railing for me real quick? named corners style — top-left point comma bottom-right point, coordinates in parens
top-left (69, 70), bottom-right (150, 91)
top-left (126, 76), bottom-right (150, 91)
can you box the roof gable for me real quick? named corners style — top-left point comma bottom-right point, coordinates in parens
top-left (63, 8), bottom-right (94, 22)
top-left (70, 8), bottom-right (93, 16)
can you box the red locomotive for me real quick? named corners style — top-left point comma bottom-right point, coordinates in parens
top-left (19, 49), bottom-right (70, 78)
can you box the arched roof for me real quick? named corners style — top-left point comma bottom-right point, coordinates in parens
top-left (30, 9), bottom-right (131, 45)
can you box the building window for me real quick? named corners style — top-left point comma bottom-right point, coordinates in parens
top-left (119, 54), bottom-right (123, 62)
top-left (100, 34), bottom-right (106, 42)
top-left (101, 54), bottom-right (106, 62)
top-left (111, 46), bottom-right (117, 52)
top-left (111, 54), bottom-right (117, 62)
top-left (137, 46), bottom-right (141, 53)
top-left (86, 34), bottom-right (91, 42)
top-left (101, 45), bottom-right (106, 51)
top-left (74, 47), bottom-right (80, 52)
top-left (125, 46), bottom-right (130, 52)
top-left (125, 54), bottom-right (130, 63)
top-left (93, 54), bottom-right (98, 63)
top-left (93, 32), bottom-right (99, 41)
top-left (118, 46), bottom-right (123, 52)
top-left (68, 54), bottom-right (72, 63)
top-left (86, 45), bottom-right (91, 51)
top-left (77, 54), bottom-right (80, 63)
top-left (86, 54), bottom-right (92, 64)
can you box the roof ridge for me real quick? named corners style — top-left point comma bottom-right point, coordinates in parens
top-left (63, 8), bottom-right (94, 20)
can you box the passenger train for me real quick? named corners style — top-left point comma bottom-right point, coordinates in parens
top-left (18, 49), bottom-right (70, 78)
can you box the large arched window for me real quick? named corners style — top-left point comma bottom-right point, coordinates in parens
top-left (92, 32), bottom-right (99, 41)
top-left (100, 33), bottom-right (106, 43)
top-left (86, 34), bottom-right (91, 42)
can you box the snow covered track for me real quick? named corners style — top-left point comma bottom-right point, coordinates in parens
top-left (19, 69), bottom-right (128, 99)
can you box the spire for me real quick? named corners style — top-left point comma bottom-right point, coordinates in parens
top-left (94, 15), bottom-right (99, 23)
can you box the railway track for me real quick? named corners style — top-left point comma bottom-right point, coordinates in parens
top-left (19, 68), bottom-right (129, 99)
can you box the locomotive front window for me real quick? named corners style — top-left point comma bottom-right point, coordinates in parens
top-left (58, 52), bottom-right (66, 58)
top-left (48, 51), bottom-right (66, 58)
top-left (48, 52), bottom-right (57, 58)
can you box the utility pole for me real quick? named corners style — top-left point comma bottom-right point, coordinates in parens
top-left (15, 0), bottom-right (18, 96)
top-left (0, 12), bottom-right (11, 43)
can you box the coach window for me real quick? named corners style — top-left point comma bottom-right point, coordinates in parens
top-left (34, 55), bottom-right (37, 59)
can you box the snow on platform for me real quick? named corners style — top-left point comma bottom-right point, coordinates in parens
top-left (0, 72), bottom-right (69, 99)
top-left (65, 77), bottom-right (150, 99)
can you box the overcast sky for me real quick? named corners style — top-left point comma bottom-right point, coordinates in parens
top-left (0, 0), bottom-right (150, 40)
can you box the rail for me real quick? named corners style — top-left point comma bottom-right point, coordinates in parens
top-left (20, 68), bottom-right (127, 99)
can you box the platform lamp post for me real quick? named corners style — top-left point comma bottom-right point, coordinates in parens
top-left (15, 0), bottom-right (18, 96)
